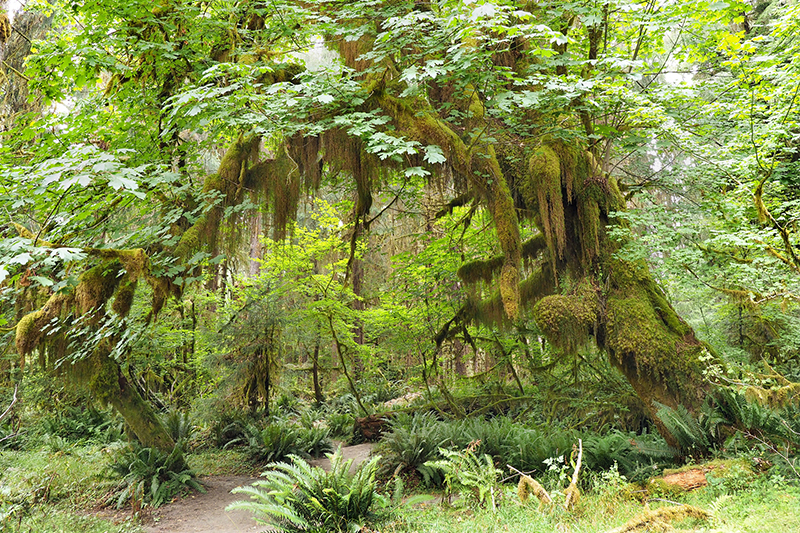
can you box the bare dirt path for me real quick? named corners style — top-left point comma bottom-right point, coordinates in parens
top-left (143, 444), bottom-right (375, 533)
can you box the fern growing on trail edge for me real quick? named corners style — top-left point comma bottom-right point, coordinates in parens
top-left (227, 449), bottom-right (388, 533)
top-left (109, 443), bottom-right (204, 509)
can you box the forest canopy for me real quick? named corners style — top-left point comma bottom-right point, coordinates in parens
top-left (1, 0), bottom-right (799, 452)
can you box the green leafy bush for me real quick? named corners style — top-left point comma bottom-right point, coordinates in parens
top-left (162, 410), bottom-right (195, 445)
top-left (109, 443), bottom-right (203, 509)
top-left (378, 412), bottom-right (443, 480)
top-left (229, 423), bottom-right (332, 464)
top-left (325, 411), bottom-right (354, 439)
top-left (39, 406), bottom-right (122, 445)
top-left (424, 445), bottom-right (502, 510)
top-left (299, 427), bottom-right (333, 457)
top-left (228, 451), bottom-right (387, 533)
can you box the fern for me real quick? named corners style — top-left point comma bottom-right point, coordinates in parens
top-left (425, 446), bottom-right (502, 510)
top-left (110, 442), bottom-right (204, 509)
top-left (654, 401), bottom-right (711, 453)
top-left (228, 449), bottom-right (388, 533)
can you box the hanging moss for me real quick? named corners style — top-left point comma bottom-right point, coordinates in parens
top-left (521, 233), bottom-right (548, 269)
top-left (375, 90), bottom-right (522, 318)
top-left (336, 33), bottom-right (375, 72)
top-left (0, 12), bottom-right (10, 45)
top-left (75, 262), bottom-right (124, 313)
top-left (577, 198), bottom-right (600, 263)
top-left (500, 264), bottom-right (520, 319)
top-left (288, 133), bottom-right (322, 191)
top-left (458, 256), bottom-right (504, 285)
top-left (552, 142), bottom-right (579, 202)
top-left (522, 145), bottom-right (565, 260)
top-left (88, 248), bottom-right (149, 278)
top-left (112, 277), bottom-right (138, 317)
top-left (15, 293), bottom-right (71, 358)
top-left (531, 279), bottom-right (599, 353)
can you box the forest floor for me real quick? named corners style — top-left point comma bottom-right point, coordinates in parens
top-left (142, 443), bottom-right (375, 533)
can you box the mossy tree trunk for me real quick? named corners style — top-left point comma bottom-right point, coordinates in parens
top-left (14, 252), bottom-right (179, 454)
top-left (88, 348), bottom-right (178, 452)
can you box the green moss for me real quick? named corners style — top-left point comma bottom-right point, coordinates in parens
top-left (532, 279), bottom-right (598, 352)
top-left (522, 145), bottom-right (566, 259)
top-left (458, 256), bottom-right (504, 284)
top-left (75, 262), bottom-right (123, 313)
top-left (174, 216), bottom-right (205, 260)
top-left (15, 309), bottom-right (45, 357)
top-left (745, 383), bottom-right (800, 407)
top-left (112, 277), bottom-right (138, 317)
top-left (87, 353), bottom-right (121, 404)
top-left (577, 198), bottom-right (600, 263)
top-left (500, 264), bottom-right (520, 319)
top-left (605, 292), bottom-right (672, 369)
top-left (88, 248), bottom-right (149, 278)
top-left (15, 293), bottom-right (70, 357)
top-left (645, 282), bottom-right (690, 336)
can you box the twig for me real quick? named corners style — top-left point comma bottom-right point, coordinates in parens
top-left (0, 384), bottom-right (19, 423)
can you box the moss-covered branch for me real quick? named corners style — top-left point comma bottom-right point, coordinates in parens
top-left (374, 90), bottom-right (522, 318)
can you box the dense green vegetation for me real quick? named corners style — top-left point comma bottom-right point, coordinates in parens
top-left (1, 0), bottom-right (799, 530)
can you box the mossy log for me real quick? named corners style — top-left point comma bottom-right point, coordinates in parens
top-left (607, 505), bottom-right (711, 533)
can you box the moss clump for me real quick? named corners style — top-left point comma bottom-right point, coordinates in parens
top-left (499, 264), bottom-right (520, 319)
top-left (577, 197), bottom-right (600, 263)
top-left (745, 383), bottom-right (800, 407)
top-left (532, 279), bottom-right (598, 352)
top-left (13, 222), bottom-right (55, 246)
top-left (609, 504), bottom-right (710, 533)
top-left (522, 145), bottom-right (565, 259)
top-left (87, 353), bottom-right (122, 404)
top-left (89, 248), bottom-right (149, 278)
top-left (15, 293), bottom-right (71, 358)
top-left (174, 217), bottom-right (205, 260)
top-left (0, 12), bottom-right (10, 45)
top-left (517, 475), bottom-right (552, 505)
top-left (112, 277), bottom-right (138, 317)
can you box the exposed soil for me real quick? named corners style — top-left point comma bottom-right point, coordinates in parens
top-left (143, 444), bottom-right (375, 533)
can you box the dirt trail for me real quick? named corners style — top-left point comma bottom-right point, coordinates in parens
top-left (143, 444), bottom-right (375, 533)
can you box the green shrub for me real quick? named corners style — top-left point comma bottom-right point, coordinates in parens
top-left (229, 423), bottom-right (332, 464)
top-left (424, 446), bottom-right (502, 510)
top-left (39, 406), bottom-right (122, 445)
top-left (162, 410), bottom-right (194, 445)
top-left (377, 412), bottom-right (444, 482)
top-left (228, 451), bottom-right (388, 533)
top-left (109, 443), bottom-right (203, 508)
top-left (299, 427), bottom-right (333, 457)
top-left (325, 411), bottom-right (354, 439)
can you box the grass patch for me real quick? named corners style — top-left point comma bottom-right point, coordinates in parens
top-left (187, 448), bottom-right (259, 476)
top-left (0, 445), bottom-right (143, 532)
